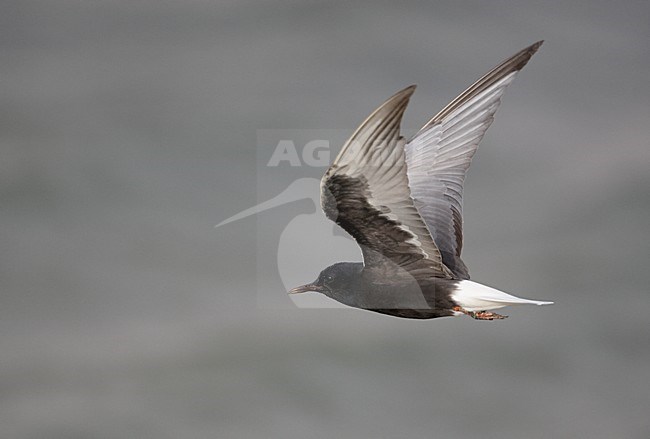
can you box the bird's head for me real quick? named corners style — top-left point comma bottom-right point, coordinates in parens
top-left (288, 262), bottom-right (363, 301)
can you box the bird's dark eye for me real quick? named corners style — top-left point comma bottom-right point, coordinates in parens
top-left (325, 275), bottom-right (333, 282)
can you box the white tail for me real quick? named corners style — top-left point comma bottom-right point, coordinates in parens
top-left (451, 280), bottom-right (553, 312)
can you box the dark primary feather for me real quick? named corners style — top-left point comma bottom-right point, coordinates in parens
top-left (421, 41), bottom-right (543, 130)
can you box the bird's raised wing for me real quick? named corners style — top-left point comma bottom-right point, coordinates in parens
top-left (405, 41), bottom-right (543, 279)
top-left (321, 86), bottom-right (454, 280)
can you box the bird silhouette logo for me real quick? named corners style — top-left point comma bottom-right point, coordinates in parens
top-left (216, 177), bottom-right (357, 309)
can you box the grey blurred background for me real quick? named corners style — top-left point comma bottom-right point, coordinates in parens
top-left (2, 0), bottom-right (649, 438)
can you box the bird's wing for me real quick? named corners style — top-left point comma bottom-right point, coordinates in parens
top-left (405, 41), bottom-right (542, 279)
top-left (321, 86), bottom-right (455, 280)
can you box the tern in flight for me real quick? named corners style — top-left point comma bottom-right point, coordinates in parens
top-left (289, 41), bottom-right (553, 320)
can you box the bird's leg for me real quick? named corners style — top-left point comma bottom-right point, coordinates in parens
top-left (453, 306), bottom-right (508, 320)
top-left (471, 310), bottom-right (508, 320)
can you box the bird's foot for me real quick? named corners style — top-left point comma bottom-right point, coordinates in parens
top-left (471, 310), bottom-right (508, 320)
top-left (453, 307), bottom-right (508, 320)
